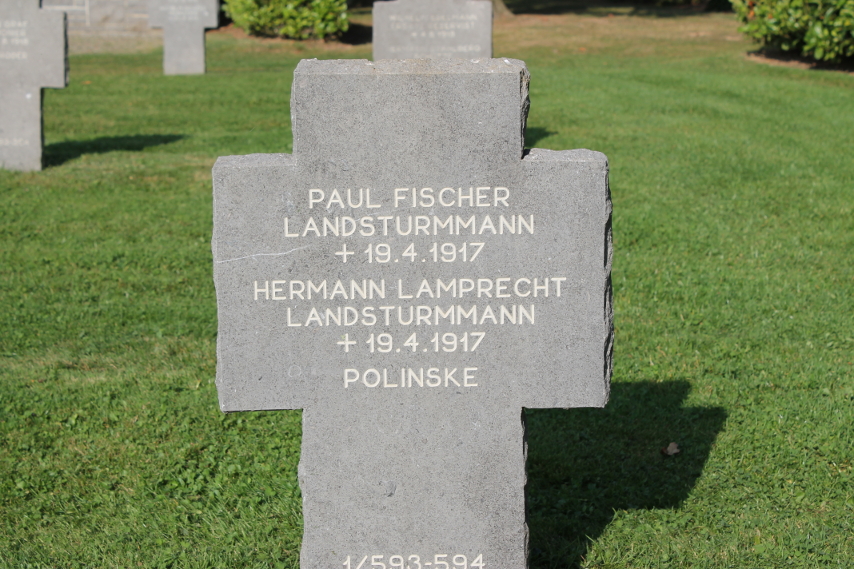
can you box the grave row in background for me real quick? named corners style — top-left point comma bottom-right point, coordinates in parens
top-left (1, 0), bottom-right (494, 172)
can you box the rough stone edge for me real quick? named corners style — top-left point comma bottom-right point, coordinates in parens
top-left (213, 153), bottom-right (292, 169)
top-left (522, 146), bottom-right (612, 407)
top-left (602, 159), bottom-right (613, 406)
top-left (522, 148), bottom-right (607, 162)
top-left (294, 57), bottom-right (526, 75)
top-left (60, 12), bottom-right (70, 88)
top-left (519, 64), bottom-right (530, 160)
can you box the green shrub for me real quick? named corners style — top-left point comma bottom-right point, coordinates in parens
top-left (224, 0), bottom-right (349, 40)
top-left (733, 0), bottom-right (854, 62)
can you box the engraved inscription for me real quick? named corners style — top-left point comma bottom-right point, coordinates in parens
top-left (343, 553), bottom-right (485, 569)
top-left (343, 366), bottom-right (479, 388)
top-left (246, 184), bottom-right (573, 389)
top-left (374, 1), bottom-right (492, 59)
top-left (389, 13), bottom-right (479, 36)
top-left (0, 19), bottom-right (28, 59)
top-left (160, 0), bottom-right (209, 22)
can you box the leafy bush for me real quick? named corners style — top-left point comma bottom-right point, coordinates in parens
top-left (733, 0), bottom-right (854, 62)
top-left (224, 0), bottom-right (349, 40)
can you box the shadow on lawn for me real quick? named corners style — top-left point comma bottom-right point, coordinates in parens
top-left (525, 380), bottom-right (727, 568)
top-left (525, 127), bottom-right (558, 148)
top-left (44, 134), bottom-right (184, 167)
top-left (506, 0), bottom-right (711, 16)
top-left (746, 48), bottom-right (854, 74)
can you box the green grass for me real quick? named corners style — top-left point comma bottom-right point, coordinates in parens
top-left (2, 17), bottom-right (853, 568)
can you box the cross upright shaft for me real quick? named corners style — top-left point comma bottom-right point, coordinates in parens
top-left (0, 0), bottom-right (68, 172)
top-left (212, 58), bottom-right (612, 568)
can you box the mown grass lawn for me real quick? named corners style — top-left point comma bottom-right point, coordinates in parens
top-left (1, 9), bottom-right (853, 568)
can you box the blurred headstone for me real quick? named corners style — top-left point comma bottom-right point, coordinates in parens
top-left (148, 0), bottom-right (218, 75)
top-left (0, 0), bottom-right (68, 172)
top-left (373, 0), bottom-right (492, 59)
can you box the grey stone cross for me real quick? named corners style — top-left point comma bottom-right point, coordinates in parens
top-left (373, 0), bottom-right (493, 60)
top-left (212, 58), bottom-right (612, 569)
top-left (148, 0), bottom-right (218, 75)
top-left (0, 0), bottom-right (68, 172)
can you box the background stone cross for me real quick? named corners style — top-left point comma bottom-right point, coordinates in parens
top-left (213, 58), bottom-right (612, 568)
top-left (0, 0), bottom-right (68, 172)
top-left (148, 0), bottom-right (218, 75)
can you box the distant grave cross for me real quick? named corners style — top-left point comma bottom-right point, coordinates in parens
top-left (213, 59), bottom-right (612, 568)
top-left (0, 0), bottom-right (68, 172)
top-left (148, 0), bottom-right (218, 75)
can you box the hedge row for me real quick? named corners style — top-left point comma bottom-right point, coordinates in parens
top-left (223, 0), bottom-right (349, 40)
top-left (733, 0), bottom-right (854, 62)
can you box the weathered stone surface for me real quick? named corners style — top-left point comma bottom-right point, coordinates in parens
top-left (0, 0), bottom-right (68, 172)
top-left (213, 58), bottom-right (612, 569)
top-left (148, 0), bottom-right (217, 75)
top-left (373, 0), bottom-right (492, 60)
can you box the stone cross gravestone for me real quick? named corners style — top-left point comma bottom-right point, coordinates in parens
top-left (0, 0), bottom-right (68, 172)
top-left (148, 0), bottom-right (218, 75)
top-left (213, 58), bottom-right (612, 568)
top-left (373, 0), bottom-right (492, 60)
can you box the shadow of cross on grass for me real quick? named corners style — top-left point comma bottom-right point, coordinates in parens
top-left (43, 134), bottom-right (184, 167)
top-left (525, 380), bottom-right (727, 567)
top-left (505, 0), bottom-right (712, 16)
top-left (525, 127), bottom-right (558, 148)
